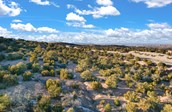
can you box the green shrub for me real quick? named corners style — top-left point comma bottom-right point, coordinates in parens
top-left (0, 94), bottom-right (11, 111)
top-left (60, 69), bottom-right (73, 80)
top-left (41, 70), bottom-right (50, 76)
top-left (67, 107), bottom-right (74, 112)
top-left (38, 96), bottom-right (51, 111)
top-left (104, 103), bottom-right (111, 112)
top-left (124, 91), bottom-right (139, 102)
top-left (23, 71), bottom-right (32, 81)
top-left (105, 75), bottom-right (118, 88)
top-left (52, 103), bottom-right (63, 112)
top-left (46, 79), bottom-right (62, 97)
top-left (161, 104), bottom-right (172, 112)
top-left (114, 98), bottom-right (120, 106)
top-left (32, 63), bottom-right (40, 73)
top-left (6, 52), bottom-right (23, 60)
top-left (3, 74), bottom-right (18, 86)
top-left (0, 54), bottom-right (5, 61)
top-left (80, 70), bottom-right (95, 81)
top-left (9, 62), bottom-right (27, 75)
top-left (125, 102), bottom-right (137, 112)
top-left (90, 81), bottom-right (102, 90)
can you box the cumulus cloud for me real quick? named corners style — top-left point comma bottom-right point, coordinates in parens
top-left (66, 12), bottom-right (94, 28)
top-left (105, 23), bottom-right (172, 44)
top-left (96, 0), bottom-right (113, 6)
top-left (30, 0), bottom-right (50, 5)
top-left (29, 0), bottom-right (59, 7)
top-left (0, 26), bottom-right (11, 37)
top-left (10, 23), bottom-right (59, 33)
top-left (66, 12), bottom-right (86, 22)
top-left (131, 0), bottom-right (172, 8)
top-left (75, 6), bottom-right (120, 18)
top-left (2, 23), bottom-right (172, 44)
top-left (0, 0), bottom-right (22, 16)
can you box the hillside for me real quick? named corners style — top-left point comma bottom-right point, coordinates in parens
top-left (0, 37), bottom-right (172, 112)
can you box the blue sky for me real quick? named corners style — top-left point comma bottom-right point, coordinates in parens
top-left (0, 0), bottom-right (172, 44)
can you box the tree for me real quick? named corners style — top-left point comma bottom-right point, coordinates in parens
top-left (105, 75), bottom-right (118, 88)
top-left (80, 70), bottom-right (95, 81)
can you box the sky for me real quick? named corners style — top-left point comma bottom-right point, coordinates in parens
top-left (0, 0), bottom-right (172, 45)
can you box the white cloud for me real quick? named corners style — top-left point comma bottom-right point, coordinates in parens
top-left (75, 6), bottom-right (120, 18)
top-left (0, 0), bottom-right (22, 16)
top-left (66, 12), bottom-right (86, 22)
top-left (30, 0), bottom-right (50, 5)
top-left (2, 23), bottom-right (172, 44)
top-left (66, 22), bottom-right (95, 29)
top-left (66, 12), bottom-right (95, 28)
top-left (12, 19), bottom-right (22, 23)
top-left (147, 23), bottom-right (171, 29)
top-left (37, 27), bottom-right (59, 33)
top-left (131, 0), bottom-right (172, 8)
top-left (30, 0), bottom-right (59, 7)
top-left (105, 23), bottom-right (172, 44)
top-left (67, 4), bottom-right (76, 9)
top-left (96, 0), bottom-right (113, 6)
top-left (10, 23), bottom-right (59, 33)
top-left (0, 26), bottom-right (11, 37)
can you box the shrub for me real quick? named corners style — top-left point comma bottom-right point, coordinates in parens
top-left (41, 70), bottom-right (50, 76)
top-left (6, 52), bottom-right (23, 60)
top-left (104, 103), bottom-right (111, 112)
top-left (161, 104), bottom-right (172, 112)
top-left (46, 79), bottom-right (62, 97)
top-left (125, 102), bottom-right (137, 112)
top-left (114, 98), bottom-right (120, 106)
top-left (67, 107), bottom-right (74, 112)
top-left (60, 69), bottom-right (73, 80)
top-left (9, 62), bottom-right (27, 75)
top-left (105, 75), bottom-right (118, 88)
top-left (26, 62), bottom-right (32, 69)
top-left (23, 71), bottom-right (32, 81)
top-left (0, 54), bottom-right (5, 61)
top-left (124, 91), bottom-right (139, 102)
top-left (32, 63), bottom-right (40, 73)
top-left (3, 74), bottom-right (18, 86)
top-left (90, 81), bottom-right (102, 90)
top-left (0, 94), bottom-right (11, 111)
top-left (99, 69), bottom-right (112, 77)
top-left (80, 70), bottom-right (95, 81)
top-left (38, 96), bottom-right (51, 111)
top-left (52, 103), bottom-right (63, 112)
top-left (138, 99), bottom-right (151, 111)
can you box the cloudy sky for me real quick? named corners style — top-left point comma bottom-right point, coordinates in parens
top-left (0, 0), bottom-right (172, 45)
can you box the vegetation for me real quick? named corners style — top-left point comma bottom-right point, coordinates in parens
top-left (0, 37), bottom-right (172, 111)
